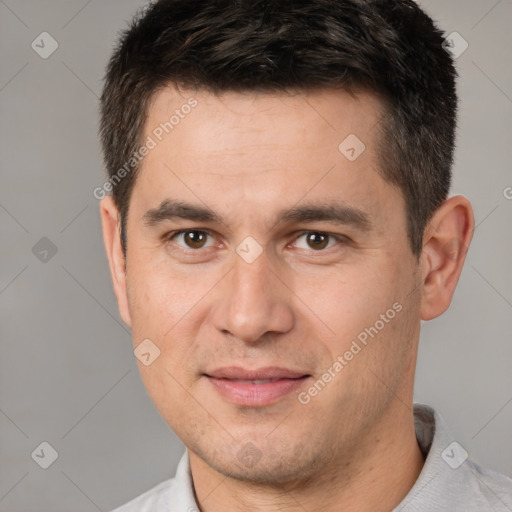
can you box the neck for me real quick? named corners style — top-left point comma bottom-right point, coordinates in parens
top-left (189, 401), bottom-right (425, 512)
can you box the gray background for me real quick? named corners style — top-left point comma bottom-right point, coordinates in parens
top-left (0, 0), bottom-right (511, 510)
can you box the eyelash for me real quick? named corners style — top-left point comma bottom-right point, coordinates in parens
top-left (163, 229), bottom-right (348, 253)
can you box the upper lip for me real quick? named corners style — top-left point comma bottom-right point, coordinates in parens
top-left (205, 366), bottom-right (309, 380)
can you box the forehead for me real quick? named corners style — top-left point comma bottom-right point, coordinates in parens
top-left (131, 85), bottom-right (402, 234)
top-left (139, 86), bottom-right (386, 187)
top-left (144, 85), bottom-right (385, 161)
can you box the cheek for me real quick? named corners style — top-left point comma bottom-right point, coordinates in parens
top-left (126, 256), bottom-right (225, 386)
top-left (127, 256), bottom-right (208, 339)
top-left (308, 259), bottom-right (418, 405)
top-left (296, 264), bottom-right (403, 349)
top-left (126, 259), bottom-right (209, 419)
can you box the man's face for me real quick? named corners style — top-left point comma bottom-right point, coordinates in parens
top-left (114, 87), bottom-right (423, 483)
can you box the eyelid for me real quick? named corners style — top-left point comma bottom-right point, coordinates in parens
top-left (164, 228), bottom-right (213, 240)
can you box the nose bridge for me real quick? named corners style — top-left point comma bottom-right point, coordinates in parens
top-left (233, 252), bottom-right (271, 305)
top-left (216, 248), bottom-right (293, 343)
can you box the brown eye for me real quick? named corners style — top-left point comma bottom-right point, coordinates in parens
top-left (292, 231), bottom-right (341, 252)
top-left (306, 232), bottom-right (329, 250)
top-left (183, 230), bottom-right (208, 249)
top-left (169, 230), bottom-right (213, 250)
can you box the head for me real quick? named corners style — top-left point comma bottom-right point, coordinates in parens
top-left (99, 0), bottom-right (473, 487)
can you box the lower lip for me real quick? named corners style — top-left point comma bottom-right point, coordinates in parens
top-left (207, 376), bottom-right (310, 407)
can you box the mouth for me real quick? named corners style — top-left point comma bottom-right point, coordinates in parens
top-left (204, 366), bottom-right (312, 407)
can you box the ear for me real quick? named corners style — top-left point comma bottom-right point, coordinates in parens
top-left (419, 195), bottom-right (475, 321)
top-left (99, 196), bottom-right (132, 327)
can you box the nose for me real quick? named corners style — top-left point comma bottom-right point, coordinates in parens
top-left (211, 249), bottom-right (294, 344)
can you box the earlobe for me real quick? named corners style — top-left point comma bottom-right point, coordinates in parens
top-left (99, 196), bottom-right (132, 327)
top-left (419, 195), bottom-right (475, 321)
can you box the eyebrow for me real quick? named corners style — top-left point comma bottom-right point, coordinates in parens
top-left (142, 199), bottom-right (373, 232)
top-left (143, 200), bottom-right (221, 226)
top-left (278, 204), bottom-right (372, 231)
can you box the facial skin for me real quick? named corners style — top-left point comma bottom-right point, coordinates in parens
top-left (101, 86), bottom-right (474, 512)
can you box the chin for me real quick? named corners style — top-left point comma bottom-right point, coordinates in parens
top-left (192, 433), bottom-right (331, 488)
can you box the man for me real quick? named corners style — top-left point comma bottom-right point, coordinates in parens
top-left (98, 0), bottom-right (512, 510)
